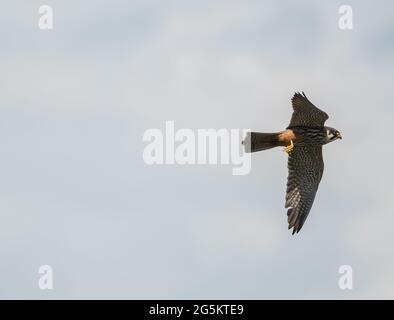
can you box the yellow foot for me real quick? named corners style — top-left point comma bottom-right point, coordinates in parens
top-left (283, 140), bottom-right (294, 154)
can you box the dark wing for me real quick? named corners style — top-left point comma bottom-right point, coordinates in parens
top-left (288, 92), bottom-right (329, 128)
top-left (285, 145), bottom-right (324, 234)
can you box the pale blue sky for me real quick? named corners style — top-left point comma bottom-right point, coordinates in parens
top-left (0, 0), bottom-right (393, 299)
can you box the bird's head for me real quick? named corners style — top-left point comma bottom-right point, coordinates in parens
top-left (324, 127), bottom-right (342, 143)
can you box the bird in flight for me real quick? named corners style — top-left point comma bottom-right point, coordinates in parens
top-left (243, 92), bottom-right (342, 234)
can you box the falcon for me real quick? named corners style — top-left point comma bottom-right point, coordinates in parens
top-left (243, 92), bottom-right (342, 234)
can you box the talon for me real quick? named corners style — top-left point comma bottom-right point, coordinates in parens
top-left (283, 140), bottom-right (294, 154)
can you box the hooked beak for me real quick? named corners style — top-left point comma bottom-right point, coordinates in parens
top-left (337, 132), bottom-right (342, 139)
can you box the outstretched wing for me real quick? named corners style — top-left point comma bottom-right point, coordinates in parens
top-left (288, 92), bottom-right (329, 128)
top-left (285, 145), bottom-right (324, 234)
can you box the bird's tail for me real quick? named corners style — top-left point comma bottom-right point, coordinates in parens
top-left (242, 132), bottom-right (284, 153)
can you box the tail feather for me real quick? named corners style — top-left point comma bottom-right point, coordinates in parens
top-left (242, 132), bottom-right (282, 153)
